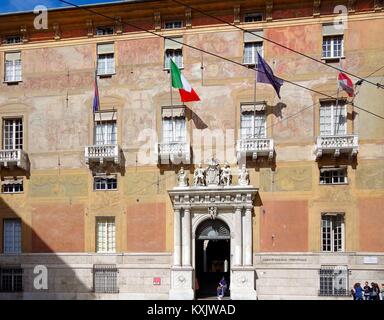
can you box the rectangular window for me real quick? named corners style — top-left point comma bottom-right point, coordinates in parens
top-left (321, 214), bottom-right (344, 252)
top-left (319, 265), bottom-right (348, 296)
top-left (319, 101), bottom-right (346, 136)
top-left (322, 36), bottom-right (343, 59)
top-left (243, 30), bottom-right (263, 65)
top-left (4, 52), bottom-right (22, 82)
top-left (164, 21), bottom-right (183, 29)
top-left (0, 268), bottom-right (23, 292)
top-left (1, 178), bottom-right (23, 194)
top-left (97, 43), bottom-right (115, 76)
top-left (94, 120), bottom-right (117, 145)
top-left (244, 13), bottom-right (263, 23)
top-left (164, 37), bottom-right (183, 69)
top-left (5, 36), bottom-right (22, 44)
top-left (162, 107), bottom-right (186, 143)
top-left (96, 27), bottom-right (114, 36)
top-left (3, 219), bottom-right (22, 254)
top-left (96, 217), bottom-right (115, 253)
top-left (240, 104), bottom-right (266, 139)
top-left (320, 168), bottom-right (347, 184)
top-left (93, 264), bottom-right (118, 293)
top-left (3, 118), bottom-right (23, 150)
top-left (94, 175), bottom-right (117, 191)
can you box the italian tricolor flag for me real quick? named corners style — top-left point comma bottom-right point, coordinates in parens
top-left (170, 59), bottom-right (200, 103)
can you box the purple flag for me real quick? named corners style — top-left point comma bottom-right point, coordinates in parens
top-left (257, 52), bottom-right (284, 99)
top-left (92, 70), bottom-right (100, 112)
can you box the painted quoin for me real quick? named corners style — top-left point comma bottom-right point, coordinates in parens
top-left (0, 0), bottom-right (383, 300)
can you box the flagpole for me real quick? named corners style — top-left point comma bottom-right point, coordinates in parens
top-left (169, 60), bottom-right (173, 107)
top-left (94, 65), bottom-right (104, 145)
top-left (335, 60), bottom-right (342, 135)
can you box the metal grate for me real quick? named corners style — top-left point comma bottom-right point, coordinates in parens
top-left (319, 265), bottom-right (348, 296)
top-left (0, 268), bottom-right (23, 292)
top-left (93, 264), bottom-right (118, 293)
top-left (196, 219), bottom-right (230, 240)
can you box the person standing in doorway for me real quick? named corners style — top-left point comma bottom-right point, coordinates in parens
top-left (217, 277), bottom-right (227, 300)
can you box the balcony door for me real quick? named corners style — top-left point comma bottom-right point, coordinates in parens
top-left (240, 104), bottom-right (266, 139)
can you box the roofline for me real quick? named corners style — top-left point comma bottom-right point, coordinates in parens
top-left (0, 0), bottom-right (157, 17)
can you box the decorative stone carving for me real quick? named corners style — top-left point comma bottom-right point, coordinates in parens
top-left (208, 206), bottom-right (218, 220)
top-left (374, 0), bottom-right (383, 11)
top-left (220, 161), bottom-right (232, 186)
top-left (266, 0), bottom-right (273, 22)
top-left (53, 23), bottom-right (61, 40)
top-left (313, 0), bottom-right (321, 17)
top-left (177, 167), bottom-right (189, 187)
top-left (86, 19), bottom-right (94, 37)
top-left (193, 163), bottom-right (205, 186)
top-left (115, 16), bottom-right (123, 34)
top-left (185, 8), bottom-right (192, 29)
top-left (348, 0), bottom-right (356, 12)
top-left (234, 5), bottom-right (241, 24)
top-left (20, 25), bottom-right (28, 43)
top-left (206, 158), bottom-right (220, 186)
top-left (238, 164), bottom-right (250, 186)
top-left (154, 11), bottom-right (161, 31)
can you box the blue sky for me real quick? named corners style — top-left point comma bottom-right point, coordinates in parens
top-left (0, 0), bottom-right (120, 13)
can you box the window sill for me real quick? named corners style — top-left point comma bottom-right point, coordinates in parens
top-left (4, 80), bottom-right (22, 85)
top-left (93, 189), bottom-right (118, 192)
top-left (321, 56), bottom-right (345, 63)
top-left (1, 192), bottom-right (24, 195)
top-left (319, 183), bottom-right (348, 186)
top-left (98, 73), bottom-right (115, 78)
top-left (164, 67), bottom-right (184, 72)
top-left (243, 63), bottom-right (258, 68)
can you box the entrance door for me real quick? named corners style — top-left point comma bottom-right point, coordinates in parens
top-left (195, 219), bottom-right (230, 299)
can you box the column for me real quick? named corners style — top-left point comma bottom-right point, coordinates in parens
top-left (243, 207), bottom-right (253, 266)
top-left (173, 208), bottom-right (181, 266)
top-left (234, 207), bottom-right (243, 266)
top-left (182, 207), bottom-right (191, 266)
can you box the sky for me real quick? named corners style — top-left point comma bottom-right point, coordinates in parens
top-left (0, 0), bottom-right (121, 13)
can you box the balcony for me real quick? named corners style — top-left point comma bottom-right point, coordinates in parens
top-left (0, 149), bottom-right (28, 171)
top-left (85, 144), bottom-right (122, 165)
top-left (315, 135), bottom-right (359, 158)
top-left (236, 138), bottom-right (274, 162)
top-left (158, 142), bottom-right (190, 164)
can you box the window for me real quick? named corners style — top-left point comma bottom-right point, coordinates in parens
top-left (164, 21), bottom-right (183, 29)
top-left (243, 30), bottom-right (263, 65)
top-left (94, 175), bottom-right (117, 191)
top-left (5, 36), bottom-right (22, 44)
top-left (4, 52), bottom-right (22, 82)
top-left (96, 217), bottom-right (115, 253)
top-left (319, 101), bottom-right (346, 136)
top-left (319, 265), bottom-right (348, 296)
top-left (3, 118), bottom-right (23, 150)
top-left (240, 104), bottom-right (266, 139)
top-left (3, 219), bottom-right (22, 254)
top-left (320, 168), bottom-right (347, 184)
top-left (97, 43), bottom-right (115, 76)
top-left (1, 178), bottom-right (23, 193)
top-left (93, 264), bottom-right (118, 293)
top-left (164, 37), bottom-right (183, 69)
top-left (321, 213), bottom-right (344, 252)
top-left (162, 107), bottom-right (186, 143)
top-left (95, 112), bottom-right (117, 145)
top-left (0, 268), bottom-right (23, 292)
top-left (244, 13), bottom-right (263, 23)
top-left (96, 27), bottom-right (114, 36)
top-left (322, 36), bottom-right (343, 59)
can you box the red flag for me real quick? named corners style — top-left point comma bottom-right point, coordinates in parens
top-left (338, 72), bottom-right (354, 97)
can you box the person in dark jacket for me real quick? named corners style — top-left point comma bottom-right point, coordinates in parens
top-left (363, 281), bottom-right (371, 300)
top-left (370, 283), bottom-right (380, 301)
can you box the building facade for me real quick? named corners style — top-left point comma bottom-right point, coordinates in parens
top-left (0, 0), bottom-right (383, 299)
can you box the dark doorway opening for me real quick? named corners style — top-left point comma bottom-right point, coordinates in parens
top-left (195, 219), bottom-right (230, 299)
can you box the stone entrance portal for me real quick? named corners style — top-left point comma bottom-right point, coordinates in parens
top-left (195, 219), bottom-right (231, 298)
top-left (168, 159), bottom-right (258, 300)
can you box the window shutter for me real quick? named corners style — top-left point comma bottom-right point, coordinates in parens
top-left (97, 43), bottom-right (114, 54)
top-left (162, 107), bottom-right (185, 118)
top-left (165, 36), bottom-right (183, 50)
top-left (244, 30), bottom-right (263, 43)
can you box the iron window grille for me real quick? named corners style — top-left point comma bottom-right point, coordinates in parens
top-left (319, 265), bottom-right (348, 296)
top-left (93, 264), bottom-right (118, 293)
top-left (0, 268), bottom-right (23, 292)
top-left (5, 36), bottom-right (22, 44)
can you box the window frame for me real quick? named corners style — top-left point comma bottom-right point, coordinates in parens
top-left (321, 213), bottom-right (345, 253)
top-left (4, 52), bottom-right (22, 83)
top-left (96, 217), bottom-right (116, 253)
top-left (322, 35), bottom-right (344, 60)
top-left (3, 218), bottom-right (22, 254)
top-left (319, 168), bottom-right (348, 185)
top-left (243, 41), bottom-right (263, 66)
top-left (95, 26), bottom-right (114, 36)
top-left (5, 36), bottom-right (22, 44)
top-left (2, 117), bottom-right (23, 150)
top-left (319, 100), bottom-right (347, 136)
top-left (161, 107), bottom-right (187, 143)
top-left (164, 20), bottom-right (183, 29)
top-left (93, 174), bottom-right (118, 191)
top-left (240, 103), bottom-right (267, 139)
top-left (243, 12), bottom-right (263, 23)
top-left (0, 268), bottom-right (23, 292)
top-left (1, 177), bottom-right (24, 194)
top-left (93, 264), bottom-right (119, 293)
